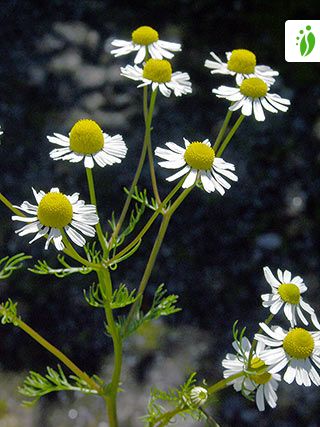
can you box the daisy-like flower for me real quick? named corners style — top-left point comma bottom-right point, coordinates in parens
top-left (48, 119), bottom-right (128, 169)
top-left (0, 127), bottom-right (3, 136)
top-left (222, 337), bottom-right (281, 411)
top-left (155, 138), bottom-right (238, 195)
top-left (110, 25), bottom-right (181, 64)
top-left (120, 59), bottom-right (192, 97)
top-left (256, 323), bottom-right (320, 386)
top-left (12, 188), bottom-right (99, 251)
top-left (262, 267), bottom-right (320, 330)
top-left (212, 77), bottom-right (290, 121)
top-left (205, 49), bottom-right (279, 85)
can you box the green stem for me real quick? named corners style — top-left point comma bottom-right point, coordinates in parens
top-left (151, 372), bottom-right (244, 427)
top-left (98, 268), bottom-right (122, 427)
top-left (108, 86), bottom-right (159, 251)
top-left (0, 305), bottom-right (101, 393)
top-left (216, 114), bottom-right (245, 157)
top-left (145, 88), bottom-right (161, 206)
top-left (61, 230), bottom-right (99, 268)
top-left (143, 83), bottom-right (149, 125)
top-left (213, 109), bottom-right (233, 151)
top-left (207, 372), bottom-right (245, 394)
top-left (86, 168), bottom-right (108, 256)
top-left (124, 185), bottom-right (193, 333)
top-left (0, 193), bottom-right (25, 216)
top-left (105, 177), bottom-right (185, 268)
top-left (248, 313), bottom-right (274, 365)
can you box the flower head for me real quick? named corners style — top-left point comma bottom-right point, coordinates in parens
top-left (110, 25), bottom-right (181, 64)
top-left (48, 119), bottom-right (128, 169)
top-left (189, 386), bottom-right (208, 407)
top-left (12, 188), bottom-right (99, 250)
top-left (212, 77), bottom-right (290, 121)
top-left (256, 323), bottom-right (320, 386)
top-left (205, 49), bottom-right (279, 85)
top-left (155, 138), bottom-right (237, 195)
top-left (120, 59), bottom-right (192, 97)
top-left (262, 267), bottom-right (320, 329)
top-left (222, 337), bottom-right (281, 411)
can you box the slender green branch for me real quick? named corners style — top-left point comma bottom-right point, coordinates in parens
top-left (0, 304), bottom-right (101, 393)
top-left (0, 193), bottom-right (25, 216)
top-left (61, 230), bottom-right (100, 269)
top-left (151, 372), bottom-right (244, 427)
top-left (98, 268), bottom-right (122, 427)
top-left (124, 184), bottom-right (193, 334)
top-left (248, 313), bottom-right (274, 365)
top-left (108, 86), bottom-right (159, 251)
top-left (213, 109), bottom-right (233, 151)
top-left (104, 178), bottom-right (185, 268)
top-left (86, 168), bottom-right (108, 256)
top-left (216, 114), bottom-right (245, 157)
top-left (145, 88), bottom-right (161, 206)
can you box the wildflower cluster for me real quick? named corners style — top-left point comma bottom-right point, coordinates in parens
top-left (222, 267), bottom-right (320, 412)
top-left (0, 22), bottom-right (312, 427)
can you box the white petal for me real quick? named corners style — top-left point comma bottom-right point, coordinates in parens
top-left (182, 169), bottom-right (197, 188)
top-left (253, 98), bottom-right (265, 121)
top-left (84, 155), bottom-right (95, 169)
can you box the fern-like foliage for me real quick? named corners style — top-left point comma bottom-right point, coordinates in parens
top-left (0, 299), bottom-right (20, 326)
top-left (84, 282), bottom-right (137, 310)
top-left (123, 186), bottom-right (158, 212)
top-left (0, 253), bottom-right (31, 280)
top-left (84, 241), bottom-right (102, 263)
top-left (143, 373), bottom-right (206, 427)
top-left (29, 254), bottom-right (92, 278)
top-left (19, 365), bottom-right (100, 406)
top-left (117, 284), bottom-right (181, 339)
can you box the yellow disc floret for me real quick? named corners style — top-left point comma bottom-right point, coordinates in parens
top-left (283, 328), bottom-right (314, 359)
top-left (143, 59), bottom-right (172, 83)
top-left (240, 77), bottom-right (268, 98)
top-left (227, 49), bottom-right (256, 74)
top-left (184, 142), bottom-right (215, 171)
top-left (132, 26), bottom-right (159, 45)
top-left (37, 192), bottom-right (73, 228)
top-left (69, 119), bottom-right (104, 155)
top-left (278, 283), bottom-right (300, 304)
top-left (249, 357), bottom-right (272, 385)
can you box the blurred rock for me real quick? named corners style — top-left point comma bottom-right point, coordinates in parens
top-left (53, 22), bottom-right (100, 50)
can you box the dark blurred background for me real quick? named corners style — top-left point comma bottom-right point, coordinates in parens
top-left (0, 0), bottom-right (320, 426)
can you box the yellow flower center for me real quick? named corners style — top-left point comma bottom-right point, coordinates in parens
top-left (240, 77), bottom-right (268, 98)
top-left (283, 328), bottom-right (314, 359)
top-left (132, 26), bottom-right (159, 45)
top-left (69, 119), bottom-right (104, 155)
top-left (184, 142), bottom-right (215, 171)
top-left (227, 49), bottom-right (256, 74)
top-left (278, 283), bottom-right (300, 304)
top-left (143, 59), bottom-right (172, 83)
top-left (37, 192), bottom-right (73, 228)
top-left (249, 357), bottom-right (272, 385)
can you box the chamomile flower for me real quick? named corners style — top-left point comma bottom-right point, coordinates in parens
top-left (155, 138), bottom-right (237, 195)
top-left (262, 267), bottom-right (320, 330)
top-left (120, 59), bottom-right (192, 97)
top-left (110, 25), bottom-right (181, 64)
top-left (222, 337), bottom-right (281, 411)
top-left (205, 49), bottom-right (279, 85)
top-left (48, 119), bottom-right (127, 169)
top-left (256, 323), bottom-right (320, 386)
top-left (12, 188), bottom-right (99, 251)
top-left (189, 387), bottom-right (208, 407)
top-left (212, 77), bottom-right (290, 121)
top-left (0, 127), bottom-right (3, 135)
